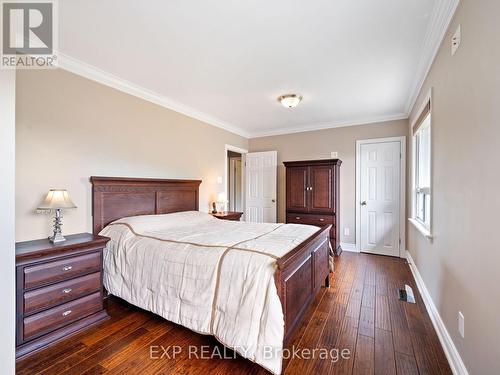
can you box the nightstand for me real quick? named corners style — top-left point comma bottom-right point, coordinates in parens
top-left (211, 211), bottom-right (243, 221)
top-left (15, 233), bottom-right (110, 359)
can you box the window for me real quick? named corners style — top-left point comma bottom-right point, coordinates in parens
top-left (415, 114), bottom-right (431, 225)
top-left (411, 96), bottom-right (432, 237)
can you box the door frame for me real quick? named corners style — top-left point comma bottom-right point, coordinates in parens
top-left (224, 144), bottom-right (248, 215)
top-left (355, 136), bottom-right (406, 257)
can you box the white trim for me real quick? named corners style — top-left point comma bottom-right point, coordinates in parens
top-left (410, 88), bottom-right (433, 240)
top-left (408, 218), bottom-right (433, 240)
top-left (0, 70), bottom-right (16, 374)
top-left (406, 251), bottom-right (469, 375)
top-left (224, 144), bottom-right (248, 216)
top-left (340, 243), bottom-right (358, 253)
top-left (355, 136), bottom-right (406, 257)
top-left (249, 113), bottom-right (408, 138)
top-left (58, 53), bottom-right (250, 138)
top-left (410, 88), bottom-right (433, 130)
top-left (406, 0), bottom-right (460, 114)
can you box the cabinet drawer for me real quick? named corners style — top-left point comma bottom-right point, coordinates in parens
top-left (23, 292), bottom-right (102, 341)
top-left (24, 252), bottom-right (101, 289)
top-left (24, 272), bottom-right (101, 314)
top-left (287, 213), bottom-right (334, 226)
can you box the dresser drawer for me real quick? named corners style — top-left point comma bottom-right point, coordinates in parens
top-left (23, 292), bottom-right (102, 341)
top-left (24, 272), bottom-right (101, 314)
top-left (24, 252), bottom-right (101, 289)
top-left (287, 213), bottom-right (335, 226)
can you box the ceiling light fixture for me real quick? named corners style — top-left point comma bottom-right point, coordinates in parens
top-left (278, 93), bottom-right (303, 108)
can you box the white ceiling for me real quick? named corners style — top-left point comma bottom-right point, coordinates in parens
top-left (58, 0), bottom-right (457, 138)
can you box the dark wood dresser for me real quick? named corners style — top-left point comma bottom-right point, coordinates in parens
top-left (284, 159), bottom-right (342, 255)
top-left (16, 233), bottom-right (110, 358)
top-left (210, 211), bottom-right (243, 221)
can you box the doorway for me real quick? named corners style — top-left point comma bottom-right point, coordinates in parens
top-left (225, 145), bottom-right (248, 216)
top-left (227, 150), bottom-right (243, 212)
top-left (356, 137), bottom-right (406, 257)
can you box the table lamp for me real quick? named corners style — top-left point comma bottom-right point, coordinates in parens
top-left (216, 192), bottom-right (227, 213)
top-left (37, 189), bottom-right (77, 243)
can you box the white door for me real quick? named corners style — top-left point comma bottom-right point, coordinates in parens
top-left (245, 151), bottom-right (277, 223)
top-left (360, 141), bottom-right (401, 256)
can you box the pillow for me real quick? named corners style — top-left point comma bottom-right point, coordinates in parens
top-left (111, 211), bottom-right (214, 232)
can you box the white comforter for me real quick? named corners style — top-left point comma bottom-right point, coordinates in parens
top-left (100, 211), bottom-right (319, 374)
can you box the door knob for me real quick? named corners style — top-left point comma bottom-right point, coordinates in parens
top-left (271, 199), bottom-right (276, 203)
top-left (360, 201), bottom-right (367, 206)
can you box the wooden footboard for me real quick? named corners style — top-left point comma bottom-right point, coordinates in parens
top-left (274, 225), bottom-right (331, 344)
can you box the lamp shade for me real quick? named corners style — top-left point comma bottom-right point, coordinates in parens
top-left (217, 192), bottom-right (227, 202)
top-left (38, 189), bottom-right (77, 210)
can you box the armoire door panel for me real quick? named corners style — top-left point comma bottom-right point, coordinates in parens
top-left (286, 167), bottom-right (308, 212)
top-left (309, 165), bottom-right (334, 213)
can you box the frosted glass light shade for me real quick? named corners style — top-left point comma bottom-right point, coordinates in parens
top-left (278, 94), bottom-right (303, 108)
top-left (38, 189), bottom-right (77, 210)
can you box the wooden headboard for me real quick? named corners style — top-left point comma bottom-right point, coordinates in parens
top-left (90, 176), bottom-right (202, 234)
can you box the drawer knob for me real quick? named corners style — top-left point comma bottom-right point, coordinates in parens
top-left (62, 266), bottom-right (73, 271)
top-left (62, 310), bottom-right (72, 317)
top-left (62, 288), bottom-right (72, 294)
top-left (319, 218), bottom-right (325, 222)
top-left (295, 217), bottom-right (301, 220)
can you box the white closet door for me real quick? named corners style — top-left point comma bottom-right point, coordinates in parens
top-left (360, 141), bottom-right (401, 256)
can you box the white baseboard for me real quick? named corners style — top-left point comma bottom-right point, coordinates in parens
top-left (340, 242), bottom-right (358, 252)
top-left (405, 251), bottom-right (469, 375)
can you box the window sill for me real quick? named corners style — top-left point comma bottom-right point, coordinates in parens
top-left (408, 218), bottom-right (433, 240)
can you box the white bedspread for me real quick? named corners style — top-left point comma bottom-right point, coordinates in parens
top-left (100, 211), bottom-right (319, 374)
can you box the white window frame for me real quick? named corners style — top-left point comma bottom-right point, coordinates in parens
top-left (409, 89), bottom-right (433, 240)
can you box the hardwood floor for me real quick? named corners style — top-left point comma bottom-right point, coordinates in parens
top-left (16, 253), bottom-right (451, 375)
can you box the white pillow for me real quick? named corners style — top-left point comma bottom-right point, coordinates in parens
top-left (111, 211), bottom-right (214, 232)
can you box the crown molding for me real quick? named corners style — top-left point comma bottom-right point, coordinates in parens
top-left (57, 53), bottom-right (250, 138)
top-left (405, 0), bottom-right (460, 115)
top-left (57, 0), bottom-right (458, 141)
top-left (248, 112), bottom-right (408, 138)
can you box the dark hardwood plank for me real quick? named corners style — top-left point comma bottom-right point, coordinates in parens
top-left (386, 282), bottom-right (414, 355)
top-left (330, 317), bottom-right (358, 375)
top-left (374, 328), bottom-right (396, 375)
top-left (358, 307), bottom-right (375, 338)
top-left (361, 284), bottom-right (376, 309)
top-left (345, 297), bottom-right (362, 319)
top-left (395, 352), bottom-right (419, 375)
top-left (352, 334), bottom-right (374, 375)
top-left (364, 266), bottom-right (376, 286)
top-left (410, 331), bottom-right (442, 375)
top-left (375, 274), bottom-right (388, 296)
top-left (317, 302), bottom-right (347, 348)
top-left (375, 295), bottom-right (391, 331)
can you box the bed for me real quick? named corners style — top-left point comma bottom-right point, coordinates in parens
top-left (91, 176), bottom-right (331, 374)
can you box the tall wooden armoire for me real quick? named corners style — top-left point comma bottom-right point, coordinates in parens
top-left (284, 159), bottom-right (342, 255)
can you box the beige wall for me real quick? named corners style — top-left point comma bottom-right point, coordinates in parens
top-left (408, 1), bottom-right (500, 373)
top-left (16, 69), bottom-right (248, 242)
top-left (249, 120), bottom-right (408, 244)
